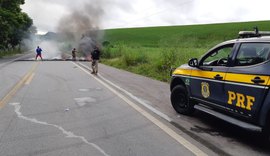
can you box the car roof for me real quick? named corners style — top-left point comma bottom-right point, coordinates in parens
top-left (212, 36), bottom-right (270, 49)
top-left (203, 36), bottom-right (270, 56)
top-left (226, 36), bottom-right (270, 44)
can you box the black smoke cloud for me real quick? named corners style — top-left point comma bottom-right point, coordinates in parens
top-left (57, 1), bottom-right (105, 56)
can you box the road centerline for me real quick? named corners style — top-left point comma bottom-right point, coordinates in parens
top-left (0, 62), bottom-right (39, 109)
top-left (25, 73), bottom-right (35, 85)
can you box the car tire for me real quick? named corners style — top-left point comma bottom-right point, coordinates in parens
top-left (171, 85), bottom-right (195, 115)
top-left (262, 118), bottom-right (270, 143)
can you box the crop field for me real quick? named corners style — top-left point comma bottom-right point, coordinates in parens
top-left (102, 20), bottom-right (270, 82)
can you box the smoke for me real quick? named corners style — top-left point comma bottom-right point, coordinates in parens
top-left (21, 37), bottom-right (35, 51)
top-left (79, 36), bottom-right (97, 59)
top-left (38, 41), bottom-right (62, 59)
top-left (57, 1), bottom-right (105, 57)
top-left (21, 36), bottom-right (62, 60)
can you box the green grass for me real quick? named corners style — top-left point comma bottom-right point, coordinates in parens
top-left (0, 49), bottom-right (22, 58)
top-left (101, 20), bottom-right (270, 82)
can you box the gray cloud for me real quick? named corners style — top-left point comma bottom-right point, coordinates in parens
top-left (21, 0), bottom-right (270, 33)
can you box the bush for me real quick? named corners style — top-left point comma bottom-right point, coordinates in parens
top-left (160, 48), bottom-right (177, 71)
top-left (121, 47), bottom-right (148, 66)
top-left (102, 44), bottom-right (122, 59)
top-left (102, 47), bottom-right (112, 58)
top-left (122, 52), bottom-right (148, 66)
top-left (102, 41), bottom-right (110, 47)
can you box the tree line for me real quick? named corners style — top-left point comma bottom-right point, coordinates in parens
top-left (0, 0), bottom-right (34, 51)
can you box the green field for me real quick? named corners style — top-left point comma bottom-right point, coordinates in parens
top-left (102, 21), bottom-right (270, 82)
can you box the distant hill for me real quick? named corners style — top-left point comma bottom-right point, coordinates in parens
top-left (39, 32), bottom-right (59, 40)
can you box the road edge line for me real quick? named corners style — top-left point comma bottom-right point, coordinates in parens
top-left (73, 62), bottom-right (208, 156)
top-left (78, 62), bottom-right (172, 122)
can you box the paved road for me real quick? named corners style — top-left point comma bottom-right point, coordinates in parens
top-left (84, 62), bottom-right (270, 156)
top-left (0, 58), bottom-right (213, 156)
top-left (1, 54), bottom-right (270, 156)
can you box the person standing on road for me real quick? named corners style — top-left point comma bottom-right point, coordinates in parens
top-left (72, 48), bottom-right (77, 61)
top-left (91, 46), bottom-right (100, 75)
top-left (35, 46), bottom-right (43, 60)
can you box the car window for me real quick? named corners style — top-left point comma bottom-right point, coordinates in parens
top-left (235, 43), bottom-right (270, 66)
top-left (202, 44), bottom-right (234, 66)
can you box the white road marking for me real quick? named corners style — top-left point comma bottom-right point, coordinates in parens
top-left (78, 88), bottom-right (91, 92)
top-left (78, 87), bottom-right (102, 92)
top-left (74, 97), bottom-right (97, 106)
top-left (9, 102), bottom-right (110, 156)
top-left (78, 62), bottom-right (172, 122)
top-left (74, 62), bottom-right (208, 156)
top-left (100, 75), bottom-right (173, 121)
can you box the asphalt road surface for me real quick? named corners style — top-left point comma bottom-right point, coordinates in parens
top-left (0, 54), bottom-right (270, 156)
top-left (0, 56), bottom-right (210, 156)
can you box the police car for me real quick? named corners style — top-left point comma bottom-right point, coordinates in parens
top-left (170, 29), bottom-right (270, 138)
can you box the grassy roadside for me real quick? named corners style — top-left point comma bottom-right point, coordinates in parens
top-left (0, 49), bottom-right (22, 58)
top-left (101, 21), bottom-right (270, 82)
top-left (101, 46), bottom-right (207, 81)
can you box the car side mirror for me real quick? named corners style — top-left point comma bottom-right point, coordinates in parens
top-left (170, 68), bottom-right (176, 76)
top-left (188, 58), bottom-right (199, 68)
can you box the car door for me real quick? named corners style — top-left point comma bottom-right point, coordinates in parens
top-left (189, 43), bottom-right (235, 109)
top-left (224, 42), bottom-right (270, 118)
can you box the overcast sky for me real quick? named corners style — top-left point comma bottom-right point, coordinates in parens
top-left (21, 0), bottom-right (270, 34)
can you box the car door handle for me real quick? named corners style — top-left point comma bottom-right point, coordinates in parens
top-left (251, 77), bottom-right (265, 84)
top-left (214, 74), bottom-right (223, 80)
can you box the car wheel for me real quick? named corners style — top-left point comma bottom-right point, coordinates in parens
top-left (262, 118), bottom-right (270, 143)
top-left (170, 85), bottom-right (195, 115)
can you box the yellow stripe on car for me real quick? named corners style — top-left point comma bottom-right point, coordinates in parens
top-left (173, 69), bottom-right (192, 76)
top-left (225, 73), bottom-right (269, 85)
top-left (173, 69), bottom-right (270, 87)
top-left (191, 70), bottom-right (226, 80)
